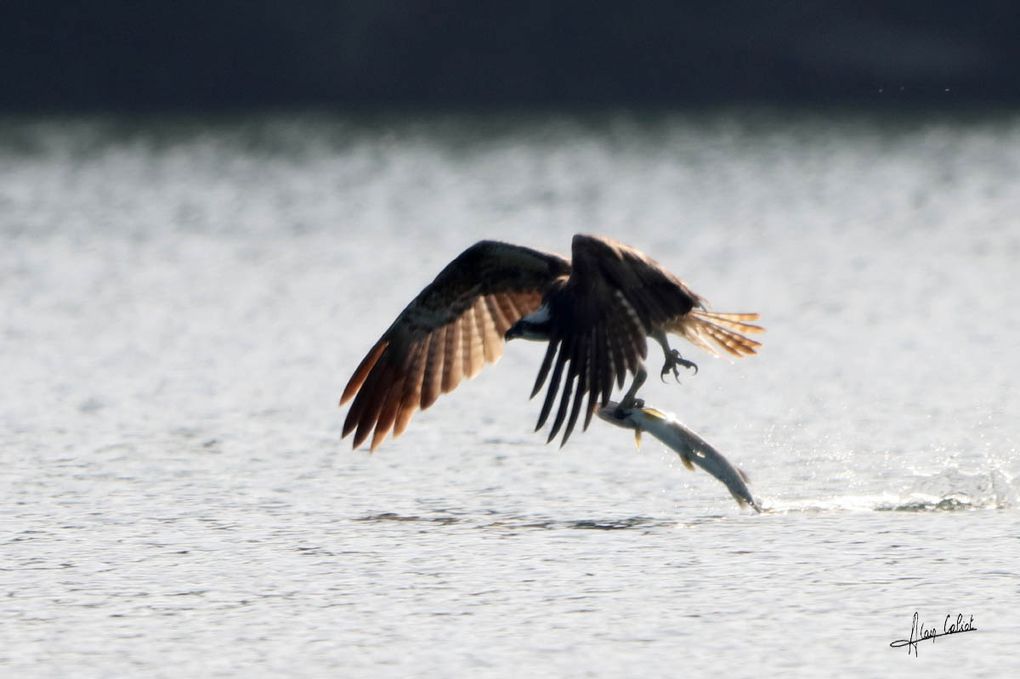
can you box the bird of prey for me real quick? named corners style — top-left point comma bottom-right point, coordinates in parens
top-left (340, 234), bottom-right (763, 451)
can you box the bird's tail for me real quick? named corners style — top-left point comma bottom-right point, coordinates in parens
top-left (671, 310), bottom-right (764, 358)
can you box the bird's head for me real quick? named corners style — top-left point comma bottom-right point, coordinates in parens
top-left (505, 305), bottom-right (552, 342)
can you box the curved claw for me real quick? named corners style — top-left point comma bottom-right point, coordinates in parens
top-left (673, 350), bottom-right (698, 375)
top-left (662, 349), bottom-right (698, 382)
top-left (616, 396), bottom-right (645, 414)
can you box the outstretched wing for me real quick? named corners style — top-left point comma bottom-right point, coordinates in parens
top-left (531, 234), bottom-right (701, 446)
top-left (341, 240), bottom-right (570, 451)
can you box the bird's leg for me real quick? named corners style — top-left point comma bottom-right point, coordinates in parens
top-left (616, 365), bottom-right (647, 413)
top-left (652, 330), bottom-right (698, 382)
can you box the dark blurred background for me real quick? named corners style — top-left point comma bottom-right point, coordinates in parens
top-left (2, 0), bottom-right (1018, 111)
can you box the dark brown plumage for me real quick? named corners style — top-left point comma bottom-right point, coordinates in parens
top-left (532, 236), bottom-right (696, 443)
top-left (340, 234), bottom-right (763, 450)
top-left (340, 240), bottom-right (570, 450)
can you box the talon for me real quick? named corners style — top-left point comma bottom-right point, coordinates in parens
top-left (671, 349), bottom-right (698, 376)
top-left (660, 349), bottom-right (698, 383)
top-left (616, 397), bottom-right (645, 415)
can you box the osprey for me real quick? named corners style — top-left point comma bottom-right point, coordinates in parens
top-left (340, 234), bottom-right (763, 450)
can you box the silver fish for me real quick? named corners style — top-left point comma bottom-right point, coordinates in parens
top-left (597, 401), bottom-right (761, 512)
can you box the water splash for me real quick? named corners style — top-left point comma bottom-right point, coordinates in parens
top-left (758, 467), bottom-right (1018, 514)
top-left (888, 467), bottom-right (1018, 511)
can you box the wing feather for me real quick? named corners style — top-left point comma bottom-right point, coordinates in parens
top-left (477, 297), bottom-right (500, 363)
top-left (484, 294), bottom-right (511, 334)
top-left (531, 338), bottom-right (559, 399)
top-left (536, 341), bottom-right (570, 431)
top-left (421, 325), bottom-right (447, 410)
top-left (464, 304), bottom-right (485, 377)
top-left (546, 338), bottom-right (580, 444)
top-left (372, 379), bottom-right (405, 451)
top-left (563, 328), bottom-right (597, 443)
top-left (584, 326), bottom-right (605, 430)
top-left (340, 340), bottom-right (388, 406)
top-left (340, 240), bottom-right (570, 450)
top-left (442, 319), bottom-right (462, 393)
top-left (495, 291), bottom-right (522, 326)
top-left (533, 234), bottom-right (701, 446)
top-left (394, 344), bottom-right (427, 436)
top-left (351, 361), bottom-right (394, 448)
top-left (607, 327), bottom-right (626, 389)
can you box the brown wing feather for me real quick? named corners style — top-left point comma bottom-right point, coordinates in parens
top-left (420, 325), bottom-right (447, 409)
top-left (394, 343), bottom-right (428, 437)
top-left (340, 340), bottom-right (388, 405)
top-left (535, 234), bottom-right (701, 446)
top-left (340, 240), bottom-right (569, 450)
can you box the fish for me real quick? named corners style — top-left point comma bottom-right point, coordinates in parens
top-left (597, 401), bottom-right (762, 512)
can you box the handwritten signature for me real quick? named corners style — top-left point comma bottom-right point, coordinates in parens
top-left (890, 612), bottom-right (977, 657)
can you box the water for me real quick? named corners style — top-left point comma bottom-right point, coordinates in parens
top-left (2, 111), bottom-right (1019, 677)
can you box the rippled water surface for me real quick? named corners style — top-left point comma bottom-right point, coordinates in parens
top-left (2, 111), bottom-right (1019, 677)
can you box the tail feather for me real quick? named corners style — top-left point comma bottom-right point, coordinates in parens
top-left (673, 310), bottom-right (764, 358)
top-left (691, 310), bottom-right (765, 335)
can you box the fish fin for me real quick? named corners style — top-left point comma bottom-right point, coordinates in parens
top-left (634, 430), bottom-right (642, 449)
top-left (680, 455), bottom-right (695, 471)
top-left (641, 407), bottom-right (668, 421)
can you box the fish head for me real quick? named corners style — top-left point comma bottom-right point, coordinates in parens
top-left (597, 401), bottom-right (670, 428)
top-left (596, 401), bottom-right (647, 448)
top-left (596, 401), bottom-right (640, 431)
